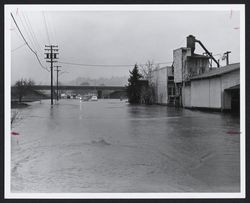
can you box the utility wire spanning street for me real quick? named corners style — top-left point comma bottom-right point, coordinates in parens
top-left (11, 99), bottom-right (240, 192)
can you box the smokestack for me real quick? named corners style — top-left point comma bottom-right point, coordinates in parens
top-left (187, 35), bottom-right (196, 54)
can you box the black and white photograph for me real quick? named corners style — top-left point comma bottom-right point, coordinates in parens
top-left (4, 4), bottom-right (245, 199)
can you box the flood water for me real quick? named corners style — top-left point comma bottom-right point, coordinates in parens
top-left (11, 99), bottom-right (240, 193)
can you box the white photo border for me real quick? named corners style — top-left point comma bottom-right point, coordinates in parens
top-left (4, 4), bottom-right (246, 199)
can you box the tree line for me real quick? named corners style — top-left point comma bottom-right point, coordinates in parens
top-left (13, 61), bottom-right (157, 105)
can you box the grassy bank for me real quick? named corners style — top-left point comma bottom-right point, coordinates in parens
top-left (11, 101), bottom-right (30, 109)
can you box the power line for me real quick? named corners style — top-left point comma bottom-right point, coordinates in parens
top-left (42, 12), bottom-right (51, 45)
top-left (47, 13), bottom-right (56, 44)
top-left (18, 12), bottom-right (37, 51)
top-left (59, 71), bottom-right (69, 76)
top-left (23, 12), bottom-right (43, 55)
top-left (213, 53), bottom-right (223, 57)
top-left (22, 13), bottom-right (37, 50)
top-left (58, 61), bottom-right (173, 67)
top-left (11, 12), bottom-right (50, 72)
top-left (11, 43), bottom-right (26, 52)
top-left (58, 61), bottom-right (135, 67)
top-left (12, 27), bottom-right (23, 42)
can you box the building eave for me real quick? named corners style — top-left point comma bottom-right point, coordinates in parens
top-left (190, 63), bottom-right (240, 80)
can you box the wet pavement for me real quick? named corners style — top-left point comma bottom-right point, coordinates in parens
top-left (11, 99), bottom-right (240, 192)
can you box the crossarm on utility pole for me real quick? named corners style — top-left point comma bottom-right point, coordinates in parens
top-left (45, 45), bottom-right (59, 105)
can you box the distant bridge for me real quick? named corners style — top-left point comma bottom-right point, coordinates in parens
top-left (11, 85), bottom-right (127, 99)
top-left (30, 85), bottom-right (126, 91)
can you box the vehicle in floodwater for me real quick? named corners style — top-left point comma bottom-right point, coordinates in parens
top-left (90, 95), bottom-right (98, 101)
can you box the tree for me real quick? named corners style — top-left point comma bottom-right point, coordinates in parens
top-left (140, 85), bottom-right (155, 105)
top-left (139, 60), bottom-right (155, 81)
top-left (139, 60), bottom-right (159, 104)
top-left (126, 64), bottom-right (143, 104)
top-left (14, 78), bottom-right (35, 103)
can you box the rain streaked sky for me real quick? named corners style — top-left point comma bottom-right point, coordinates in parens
top-left (9, 6), bottom-right (241, 85)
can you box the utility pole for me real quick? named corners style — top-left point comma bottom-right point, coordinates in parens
top-left (45, 45), bottom-right (59, 105)
top-left (224, 51), bottom-right (231, 65)
top-left (54, 65), bottom-right (61, 101)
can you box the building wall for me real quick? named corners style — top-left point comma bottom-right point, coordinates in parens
top-left (151, 69), bottom-right (159, 102)
top-left (191, 78), bottom-right (221, 109)
top-left (157, 67), bottom-right (168, 104)
top-left (188, 69), bottom-right (240, 110)
top-left (151, 67), bottom-right (168, 104)
top-left (191, 79), bottom-right (210, 108)
top-left (221, 70), bottom-right (240, 109)
top-left (185, 58), bottom-right (209, 80)
top-left (174, 48), bottom-right (193, 83)
top-left (167, 66), bottom-right (173, 76)
top-left (182, 85), bottom-right (191, 107)
top-left (209, 77), bottom-right (221, 108)
top-left (173, 49), bottom-right (183, 83)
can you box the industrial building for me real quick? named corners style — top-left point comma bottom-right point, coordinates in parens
top-left (184, 63), bottom-right (240, 112)
top-left (151, 66), bottom-right (174, 104)
top-left (150, 35), bottom-right (240, 112)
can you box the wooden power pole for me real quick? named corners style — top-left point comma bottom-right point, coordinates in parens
top-left (54, 65), bottom-right (61, 101)
top-left (45, 45), bottom-right (59, 105)
top-left (224, 51), bottom-right (231, 65)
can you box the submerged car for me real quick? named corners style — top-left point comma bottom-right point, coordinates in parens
top-left (76, 95), bottom-right (81, 99)
top-left (90, 95), bottom-right (98, 101)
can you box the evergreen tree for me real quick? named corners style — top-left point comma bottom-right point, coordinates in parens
top-left (126, 64), bottom-right (142, 104)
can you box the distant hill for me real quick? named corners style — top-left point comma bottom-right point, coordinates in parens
top-left (63, 76), bottom-right (129, 86)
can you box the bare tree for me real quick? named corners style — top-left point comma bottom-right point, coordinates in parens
top-left (139, 60), bottom-right (160, 104)
top-left (14, 78), bottom-right (35, 103)
top-left (139, 60), bottom-right (153, 81)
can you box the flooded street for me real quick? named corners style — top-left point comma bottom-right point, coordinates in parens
top-left (11, 99), bottom-right (240, 193)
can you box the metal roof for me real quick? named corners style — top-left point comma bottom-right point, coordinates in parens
top-left (187, 54), bottom-right (210, 59)
top-left (190, 63), bottom-right (240, 80)
top-left (225, 84), bottom-right (240, 91)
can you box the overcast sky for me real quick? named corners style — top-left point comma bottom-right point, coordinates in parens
top-left (10, 8), bottom-right (240, 85)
